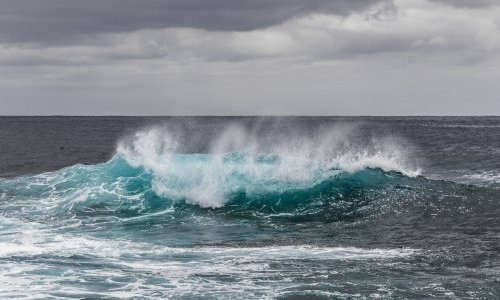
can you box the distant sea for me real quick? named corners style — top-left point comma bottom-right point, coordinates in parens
top-left (0, 116), bottom-right (499, 299)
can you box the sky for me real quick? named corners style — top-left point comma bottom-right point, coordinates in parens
top-left (0, 0), bottom-right (499, 115)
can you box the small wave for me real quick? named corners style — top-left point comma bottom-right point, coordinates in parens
top-left (420, 124), bottom-right (500, 128)
top-left (459, 171), bottom-right (500, 186)
top-left (0, 214), bottom-right (417, 299)
top-left (0, 216), bottom-right (416, 260)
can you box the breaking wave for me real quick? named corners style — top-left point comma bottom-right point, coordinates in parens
top-left (0, 125), bottom-right (425, 221)
top-left (115, 126), bottom-right (420, 208)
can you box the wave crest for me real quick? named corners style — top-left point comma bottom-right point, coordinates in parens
top-left (116, 126), bottom-right (420, 208)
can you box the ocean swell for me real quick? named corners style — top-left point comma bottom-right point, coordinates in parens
top-left (0, 126), bottom-right (424, 223)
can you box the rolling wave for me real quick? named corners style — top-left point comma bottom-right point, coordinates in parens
top-left (1, 126), bottom-right (474, 224)
top-left (0, 151), bottom-right (425, 222)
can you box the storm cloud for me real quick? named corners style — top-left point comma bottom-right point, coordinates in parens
top-left (432, 0), bottom-right (500, 8)
top-left (2, 0), bottom-right (498, 65)
top-left (0, 0), bottom-right (382, 43)
top-left (0, 0), bottom-right (499, 115)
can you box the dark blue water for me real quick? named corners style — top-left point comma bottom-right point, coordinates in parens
top-left (0, 117), bottom-right (499, 299)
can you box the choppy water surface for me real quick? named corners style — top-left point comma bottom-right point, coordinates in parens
top-left (0, 117), bottom-right (499, 299)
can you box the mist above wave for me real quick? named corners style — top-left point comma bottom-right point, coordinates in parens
top-left (117, 124), bottom-right (420, 208)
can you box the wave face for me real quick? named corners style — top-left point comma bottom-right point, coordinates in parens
top-left (0, 154), bottom-right (419, 224)
top-left (1, 125), bottom-right (421, 219)
top-left (1, 122), bottom-right (499, 299)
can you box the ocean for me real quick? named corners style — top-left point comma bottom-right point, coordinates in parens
top-left (0, 116), bottom-right (499, 299)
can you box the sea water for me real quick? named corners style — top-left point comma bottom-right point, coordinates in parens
top-left (0, 117), bottom-right (499, 299)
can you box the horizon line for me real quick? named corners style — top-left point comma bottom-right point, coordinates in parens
top-left (1, 115), bottom-right (500, 118)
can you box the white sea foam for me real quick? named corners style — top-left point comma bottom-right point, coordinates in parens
top-left (0, 236), bottom-right (416, 299)
top-left (0, 216), bottom-right (417, 298)
top-left (117, 124), bottom-right (421, 208)
top-left (0, 226), bottom-right (416, 260)
top-left (459, 170), bottom-right (500, 186)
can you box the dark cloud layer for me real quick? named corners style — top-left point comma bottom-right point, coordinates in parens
top-left (0, 0), bottom-right (499, 115)
top-left (0, 0), bottom-right (381, 43)
top-left (432, 0), bottom-right (499, 8)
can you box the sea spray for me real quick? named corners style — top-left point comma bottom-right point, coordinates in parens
top-left (116, 124), bottom-right (420, 207)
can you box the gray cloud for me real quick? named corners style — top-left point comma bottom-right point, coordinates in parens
top-left (1, 0), bottom-right (500, 115)
top-left (432, 0), bottom-right (500, 8)
top-left (3, 0), bottom-right (498, 67)
top-left (0, 0), bottom-right (382, 44)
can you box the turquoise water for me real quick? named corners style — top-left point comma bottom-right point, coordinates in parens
top-left (0, 119), bottom-right (499, 298)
